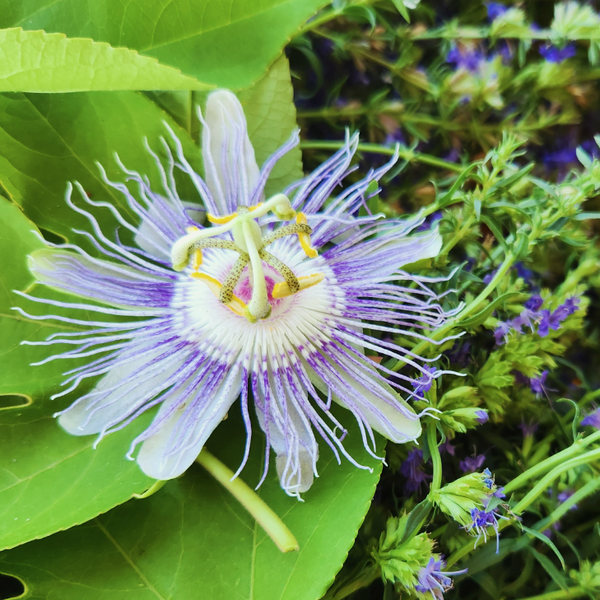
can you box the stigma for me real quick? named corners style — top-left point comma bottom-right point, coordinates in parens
top-left (170, 194), bottom-right (325, 323)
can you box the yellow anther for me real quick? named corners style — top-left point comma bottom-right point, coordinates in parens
top-left (191, 272), bottom-right (247, 317)
top-left (191, 249), bottom-right (203, 271)
top-left (248, 203), bottom-right (264, 212)
top-left (272, 272), bottom-right (325, 299)
top-left (295, 213), bottom-right (318, 258)
top-left (207, 212), bottom-right (238, 225)
top-left (186, 226), bottom-right (199, 233)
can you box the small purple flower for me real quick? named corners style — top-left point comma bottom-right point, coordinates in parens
top-left (553, 296), bottom-right (580, 321)
top-left (446, 45), bottom-right (485, 72)
top-left (475, 410), bottom-right (489, 424)
top-left (400, 449), bottom-right (431, 494)
top-left (538, 309), bottom-right (562, 337)
top-left (539, 43), bottom-right (576, 63)
top-left (417, 211), bottom-right (443, 232)
top-left (518, 421), bottom-right (538, 437)
top-left (525, 294), bottom-right (543, 311)
top-left (459, 454), bottom-right (486, 473)
top-left (494, 321), bottom-right (511, 345)
top-left (486, 2), bottom-right (508, 21)
top-left (412, 365), bottom-right (437, 397)
top-left (415, 557), bottom-right (467, 599)
top-left (483, 268), bottom-right (499, 285)
top-left (581, 407), bottom-right (600, 429)
top-left (514, 262), bottom-right (534, 284)
top-left (466, 507), bottom-right (503, 552)
top-left (557, 490), bottom-right (578, 510)
top-left (439, 439), bottom-right (456, 456)
top-left (529, 371), bottom-right (549, 398)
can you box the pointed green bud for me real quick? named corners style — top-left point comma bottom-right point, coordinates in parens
top-left (430, 472), bottom-right (491, 526)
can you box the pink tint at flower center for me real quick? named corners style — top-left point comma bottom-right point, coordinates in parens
top-left (233, 266), bottom-right (288, 311)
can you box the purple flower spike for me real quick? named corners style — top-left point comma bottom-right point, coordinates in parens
top-left (486, 2), bottom-right (508, 21)
top-left (524, 294), bottom-right (543, 311)
top-left (18, 90), bottom-right (457, 498)
top-left (538, 309), bottom-right (562, 337)
top-left (518, 421), bottom-right (538, 437)
top-left (494, 321), bottom-right (511, 345)
top-left (539, 43), bottom-right (576, 63)
top-left (466, 508), bottom-right (503, 553)
top-left (415, 557), bottom-right (467, 599)
top-left (529, 371), bottom-right (550, 398)
top-left (459, 454), bottom-right (486, 473)
top-left (412, 365), bottom-right (438, 398)
top-left (475, 410), bottom-right (489, 424)
top-left (581, 407), bottom-right (600, 430)
top-left (400, 449), bottom-right (432, 494)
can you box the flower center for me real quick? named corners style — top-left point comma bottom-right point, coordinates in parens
top-left (170, 194), bottom-right (325, 323)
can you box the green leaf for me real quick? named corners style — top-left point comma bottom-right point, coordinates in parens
top-left (391, 0), bottom-right (411, 22)
top-left (0, 27), bottom-right (214, 92)
top-left (0, 91), bottom-right (204, 256)
top-left (0, 197), bottom-right (156, 550)
top-left (0, 409), bottom-right (382, 600)
top-left (237, 55), bottom-right (303, 196)
top-left (459, 291), bottom-right (521, 329)
top-left (0, 0), bottom-right (330, 90)
top-left (522, 525), bottom-right (566, 570)
top-left (528, 547), bottom-right (568, 591)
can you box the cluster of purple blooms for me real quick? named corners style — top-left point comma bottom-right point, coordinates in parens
top-left (465, 468), bottom-right (507, 553)
top-left (486, 2), bottom-right (577, 64)
top-left (415, 557), bottom-right (467, 600)
top-left (400, 449), bottom-right (431, 494)
top-left (459, 454), bottom-right (486, 473)
top-left (494, 294), bottom-right (580, 345)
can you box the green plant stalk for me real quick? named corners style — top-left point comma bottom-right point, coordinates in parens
top-left (299, 140), bottom-right (464, 173)
top-left (427, 421), bottom-right (443, 494)
top-left (446, 445), bottom-right (600, 567)
top-left (536, 477), bottom-right (600, 531)
top-left (512, 587), bottom-right (587, 600)
top-left (392, 251), bottom-right (515, 371)
top-left (504, 430), bottom-right (600, 494)
top-left (294, 0), bottom-right (375, 37)
top-left (196, 450), bottom-right (299, 553)
top-left (512, 447), bottom-right (600, 515)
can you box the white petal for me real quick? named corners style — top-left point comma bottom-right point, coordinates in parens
top-left (58, 351), bottom-right (186, 436)
top-left (254, 371), bottom-right (319, 495)
top-left (304, 356), bottom-right (422, 444)
top-left (137, 367), bottom-right (242, 480)
top-left (202, 90), bottom-right (260, 214)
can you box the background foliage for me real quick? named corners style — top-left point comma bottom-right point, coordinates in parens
top-left (1, 1), bottom-right (600, 600)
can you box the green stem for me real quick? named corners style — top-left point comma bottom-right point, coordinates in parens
top-left (427, 421), bottom-right (443, 494)
top-left (392, 252), bottom-right (515, 371)
top-left (513, 587), bottom-right (587, 600)
top-left (504, 430), bottom-right (600, 494)
top-left (196, 450), bottom-right (299, 553)
top-left (294, 0), bottom-right (373, 37)
top-left (512, 447), bottom-right (600, 515)
top-left (299, 140), bottom-right (464, 173)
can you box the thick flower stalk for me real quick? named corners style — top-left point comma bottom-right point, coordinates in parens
top-left (16, 90), bottom-right (459, 497)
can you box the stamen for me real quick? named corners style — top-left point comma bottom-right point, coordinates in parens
top-left (207, 212), bottom-right (238, 225)
top-left (219, 254), bottom-right (250, 304)
top-left (296, 213), bottom-right (318, 258)
top-left (192, 249), bottom-right (202, 271)
top-left (260, 250), bottom-right (299, 294)
top-left (272, 273), bottom-right (326, 299)
top-left (191, 272), bottom-right (247, 317)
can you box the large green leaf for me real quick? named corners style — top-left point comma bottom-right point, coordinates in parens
top-left (0, 91), bottom-right (203, 254)
top-left (0, 27), bottom-right (215, 92)
top-left (0, 0), bottom-right (330, 90)
top-left (0, 408), bottom-right (383, 600)
top-left (0, 197), bottom-right (156, 551)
